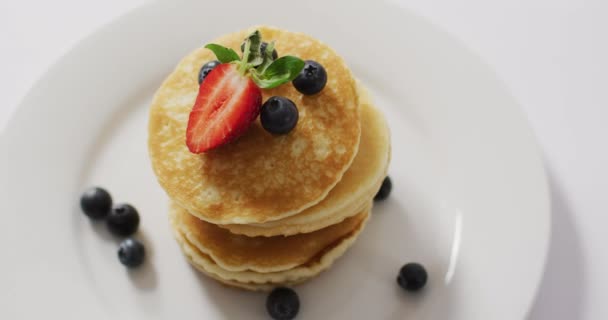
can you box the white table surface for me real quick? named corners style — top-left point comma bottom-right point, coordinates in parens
top-left (1, 0), bottom-right (606, 319)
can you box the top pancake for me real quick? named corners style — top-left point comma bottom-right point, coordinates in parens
top-left (149, 26), bottom-right (360, 224)
top-left (220, 84), bottom-right (391, 236)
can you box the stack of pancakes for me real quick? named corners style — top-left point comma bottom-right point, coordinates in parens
top-left (148, 26), bottom-right (391, 291)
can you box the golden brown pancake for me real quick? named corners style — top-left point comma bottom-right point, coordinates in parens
top-left (149, 26), bottom-right (360, 224)
top-left (220, 84), bottom-right (390, 236)
top-left (171, 206), bottom-right (370, 290)
top-left (200, 273), bottom-right (308, 292)
top-left (170, 202), bottom-right (369, 273)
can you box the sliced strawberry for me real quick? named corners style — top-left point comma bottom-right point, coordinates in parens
top-left (186, 63), bottom-right (262, 153)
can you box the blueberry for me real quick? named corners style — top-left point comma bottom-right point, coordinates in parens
top-left (240, 41), bottom-right (278, 59)
top-left (374, 176), bottom-right (392, 201)
top-left (198, 60), bottom-right (220, 84)
top-left (118, 238), bottom-right (145, 268)
top-left (260, 96), bottom-right (299, 134)
top-left (397, 263), bottom-right (428, 292)
top-left (292, 60), bottom-right (327, 95)
top-left (80, 187), bottom-right (112, 219)
top-left (266, 287), bottom-right (300, 320)
top-left (106, 204), bottom-right (140, 237)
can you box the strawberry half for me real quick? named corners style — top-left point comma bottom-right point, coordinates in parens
top-left (186, 63), bottom-right (262, 153)
top-left (185, 30), bottom-right (305, 153)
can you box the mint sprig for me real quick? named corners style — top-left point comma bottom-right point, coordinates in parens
top-left (204, 30), bottom-right (305, 89)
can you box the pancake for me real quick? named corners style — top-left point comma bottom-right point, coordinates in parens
top-left (202, 273), bottom-right (308, 292)
top-left (171, 207), bottom-right (370, 290)
top-left (220, 85), bottom-right (390, 236)
top-left (170, 202), bottom-right (369, 273)
top-left (149, 25), bottom-right (360, 224)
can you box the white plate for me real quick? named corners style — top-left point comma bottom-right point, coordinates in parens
top-left (0, 0), bottom-right (550, 319)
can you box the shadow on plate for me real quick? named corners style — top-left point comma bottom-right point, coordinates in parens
top-left (526, 165), bottom-right (585, 319)
top-left (127, 229), bottom-right (159, 291)
top-left (189, 265), bottom-right (266, 319)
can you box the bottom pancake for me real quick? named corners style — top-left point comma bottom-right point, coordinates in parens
top-left (209, 275), bottom-right (308, 292)
top-left (170, 206), bottom-right (370, 290)
top-left (178, 233), bottom-right (312, 291)
top-left (170, 202), bottom-right (370, 273)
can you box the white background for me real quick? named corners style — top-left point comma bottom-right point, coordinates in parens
top-left (1, 0), bottom-right (606, 319)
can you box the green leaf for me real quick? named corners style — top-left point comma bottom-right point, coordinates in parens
top-left (204, 44), bottom-right (240, 63)
top-left (251, 70), bottom-right (291, 89)
top-left (251, 56), bottom-right (304, 89)
top-left (243, 31), bottom-right (263, 67)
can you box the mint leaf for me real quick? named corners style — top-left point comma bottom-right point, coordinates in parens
top-left (243, 31), bottom-right (263, 67)
top-left (251, 56), bottom-right (305, 89)
top-left (264, 56), bottom-right (305, 80)
top-left (204, 44), bottom-right (240, 63)
top-left (251, 71), bottom-right (290, 89)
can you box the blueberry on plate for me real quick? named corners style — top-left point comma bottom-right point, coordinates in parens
top-left (198, 60), bottom-right (221, 84)
top-left (118, 238), bottom-right (145, 268)
top-left (266, 287), bottom-right (300, 320)
top-left (240, 41), bottom-right (278, 59)
top-left (80, 187), bottom-right (112, 219)
top-left (106, 204), bottom-right (140, 237)
top-left (260, 96), bottom-right (299, 135)
top-left (397, 263), bottom-right (428, 292)
top-left (374, 176), bottom-right (392, 201)
top-left (292, 60), bottom-right (327, 95)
